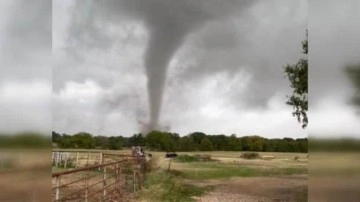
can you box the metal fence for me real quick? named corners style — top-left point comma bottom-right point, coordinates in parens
top-left (52, 157), bottom-right (144, 202)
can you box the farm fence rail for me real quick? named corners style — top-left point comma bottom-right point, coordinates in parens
top-left (52, 156), bottom-right (145, 202)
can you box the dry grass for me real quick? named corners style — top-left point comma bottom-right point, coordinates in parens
top-left (52, 150), bottom-right (309, 201)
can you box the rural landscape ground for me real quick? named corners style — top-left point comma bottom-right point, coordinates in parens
top-left (138, 151), bottom-right (308, 202)
top-left (52, 149), bottom-right (308, 202)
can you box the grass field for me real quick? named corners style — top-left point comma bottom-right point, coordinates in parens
top-left (51, 149), bottom-right (360, 201)
top-left (136, 150), bottom-right (308, 202)
top-left (52, 149), bottom-right (308, 201)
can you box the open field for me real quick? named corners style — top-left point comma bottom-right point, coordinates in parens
top-left (51, 149), bottom-right (308, 201)
top-left (1, 149), bottom-right (51, 201)
top-left (138, 150), bottom-right (308, 202)
top-left (308, 152), bottom-right (360, 202)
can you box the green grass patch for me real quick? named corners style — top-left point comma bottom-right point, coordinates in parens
top-left (174, 154), bottom-right (214, 163)
top-left (174, 155), bottom-right (200, 163)
top-left (176, 162), bottom-right (307, 180)
top-left (138, 170), bottom-right (212, 202)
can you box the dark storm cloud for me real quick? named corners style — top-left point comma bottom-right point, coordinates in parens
top-left (62, 0), bottom-right (258, 131)
top-left (53, 0), bottom-right (308, 137)
top-left (168, 0), bottom-right (307, 108)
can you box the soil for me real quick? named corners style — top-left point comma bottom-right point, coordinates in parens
top-left (187, 174), bottom-right (308, 202)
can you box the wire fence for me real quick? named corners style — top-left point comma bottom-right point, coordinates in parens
top-left (52, 156), bottom-right (145, 202)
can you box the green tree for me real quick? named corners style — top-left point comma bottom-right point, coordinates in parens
top-left (189, 132), bottom-right (207, 145)
top-left (58, 134), bottom-right (76, 148)
top-left (52, 131), bottom-right (61, 143)
top-left (167, 132), bottom-right (180, 151)
top-left (94, 136), bottom-right (109, 149)
top-left (226, 134), bottom-right (242, 151)
top-left (296, 138), bottom-right (308, 153)
top-left (284, 30), bottom-right (308, 128)
top-left (108, 136), bottom-right (124, 150)
top-left (199, 137), bottom-right (214, 151)
top-left (178, 136), bottom-right (196, 151)
top-left (129, 133), bottom-right (145, 146)
top-left (73, 132), bottom-right (95, 149)
top-left (208, 135), bottom-right (228, 150)
top-left (145, 131), bottom-right (172, 151)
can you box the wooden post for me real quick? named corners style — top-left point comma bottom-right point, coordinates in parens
top-left (133, 170), bottom-right (136, 193)
top-left (115, 163), bottom-right (119, 190)
top-left (86, 153), bottom-right (90, 166)
top-left (64, 153), bottom-right (68, 168)
top-left (75, 152), bottom-right (79, 168)
top-left (51, 152), bottom-right (54, 166)
top-left (103, 165), bottom-right (107, 200)
top-left (168, 159), bottom-right (172, 172)
top-left (136, 171), bottom-right (142, 190)
top-left (55, 152), bottom-right (59, 167)
top-left (125, 163), bottom-right (128, 188)
top-left (55, 175), bottom-right (61, 201)
top-left (99, 152), bottom-right (103, 171)
top-left (119, 164), bottom-right (122, 191)
top-left (84, 170), bottom-right (88, 202)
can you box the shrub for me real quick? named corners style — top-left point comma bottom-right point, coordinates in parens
top-left (138, 170), bottom-right (211, 201)
top-left (144, 156), bottom-right (159, 173)
top-left (240, 152), bottom-right (260, 159)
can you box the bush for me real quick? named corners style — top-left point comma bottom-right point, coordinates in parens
top-left (138, 170), bottom-right (211, 202)
top-left (240, 152), bottom-right (260, 159)
top-left (144, 156), bottom-right (159, 173)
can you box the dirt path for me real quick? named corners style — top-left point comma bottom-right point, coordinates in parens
top-left (187, 174), bottom-right (307, 202)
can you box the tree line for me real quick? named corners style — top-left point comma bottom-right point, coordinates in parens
top-left (0, 132), bottom-right (50, 148)
top-left (52, 131), bottom-right (308, 153)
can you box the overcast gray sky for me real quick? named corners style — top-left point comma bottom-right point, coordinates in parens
top-left (52, 0), bottom-right (308, 138)
top-left (1, 0), bottom-right (359, 138)
top-left (309, 0), bottom-right (360, 138)
top-left (0, 0), bottom-right (51, 134)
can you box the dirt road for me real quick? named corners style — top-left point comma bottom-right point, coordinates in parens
top-left (189, 174), bottom-right (307, 202)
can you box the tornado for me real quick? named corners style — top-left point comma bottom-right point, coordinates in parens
top-left (144, 23), bottom-right (189, 131)
top-left (141, 0), bottom-right (255, 132)
top-left (97, 0), bottom-right (256, 133)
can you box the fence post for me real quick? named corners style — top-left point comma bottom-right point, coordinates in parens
top-left (115, 163), bottom-right (119, 190)
top-left (137, 168), bottom-right (142, 190)
top-left (85, 170), bottom-right (89, 202)
top-left (125, 162), bottom-right (128, 189)
top-left (99, 152), bottom-right (103, 171)
top-left (64, 153), bottom-right (68, 168)
top-left (75, 152), bottom-right (79, 168)
top-left (51, 152), bottom-right (54, 166)
top-left (55, 175), bottom-right (61, 201)
top-left (55, 152), bottom-right (59, 167)
top-left (103, 165), bottom-right (107, 200)
top-left (133, 170), bottom-right (137, 193)
top-left (86, 153), bottom-right (90, 166)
